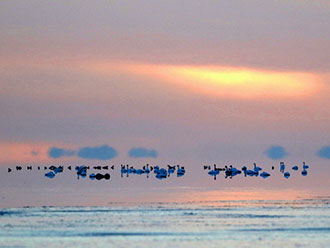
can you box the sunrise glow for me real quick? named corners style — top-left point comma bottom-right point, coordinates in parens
top-left (86, 62), bottom-right (322, 100)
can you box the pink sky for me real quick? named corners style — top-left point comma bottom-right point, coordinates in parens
top-left (0, 0), bottom-right (329, 207)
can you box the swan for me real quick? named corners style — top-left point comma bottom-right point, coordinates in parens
top-left (45, 171), bottom-right (55, 179)
top-left (89, 173), bottom-right (96, 180)
top-left (167, 165), bottom-right (175, 176)
top-left (280, 162), bottom-right (285, 173)
top-left (143, 164), bottom-right (151, 173)
top-left (246, 170), bottom-right (258, 177)
top-left (253, 163), bottom-right (262, 172)
top-left (241, 166), bottom-right (247, 177)
top-left (225, 165), bottom-right (241, 179)
top-left (208, 164), bottom-right (220, 180)
top-left (120, 164), bottom-right (128, 177)
top-left (136, 168), bottom-right (145, 174)
top-left (153, 165), bottom-right (160, 174)
top-left (177, 165), bottom-right (185, 177)
top-left (260, 171), bottom-right (270, 178)
top-left (128, 166), bottom-right (137, 174)
top-left (303, 162), bottom-right (309, 170)
top-left (242, 165), bottom-right (258, 177)
top-left (301, 170), bottom-right (308, 176)
top-left (156, 173), bottom-right (167, 179)
top-left (76, 165), bottom-right (87, 179)
top-left (54, 166), bottom-right (63, 174)
top-left (143, 164), bottom-right (151, 178)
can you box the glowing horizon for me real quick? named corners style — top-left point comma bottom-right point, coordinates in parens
top-left (84, 62), bottom-right (323, 100)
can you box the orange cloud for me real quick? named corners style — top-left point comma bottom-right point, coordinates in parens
top-left (0, 142), bottom-right (59, 164)
top-left (84, 62), bottom-right (323, 100)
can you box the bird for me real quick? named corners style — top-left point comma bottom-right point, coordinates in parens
top-left (284, 172), bottom-right (290, 178)
top-left (242, 165), bottom-right (258, 177)
top-left (45, 172), bottom-right (55, 179)
top-left (136, 168), bottom-right (145, 175)
top-left (280, 162), bottom-right (285, 173)
top-left (177, 165), bottom-right (185, 177)
top-left (76, 165), bottom-right (87, 179)
top-left (156, 173), bottom-right (167, 180)
top-left (225, 165), bottom-right (241, 179)
top-left (241, 166), bottom-right (247, 177)
top-left (128, 166), bottom-right (137, 174)
top-left (208, 164), bottom-right (220, 180)
top-left (120, 164), bottom-right (128, 177)
top-left (260, 171), bottom-right (270, 178)
top-left (303, 162), bottom-right (309, 170)
top-left (301, 170), bottom-right (308, 176)
top-left (153, 165), bottom-right (160, 174)
top-left (167, 165), bottom-right (175, 176)
top-left (246, 170), bottom-right (258, 177)
top-left (54, 166), bottom-right (63, 174)
top-left (253, 163), bottom-right (262, 172)
top-left (292, 165), bottom-right (298, 171)
top-left (143, 164), bottom-right (151, 173)
top-left (155, 166), bottom-right (167, 179)
top-left (8, 168), bottom-right (12, 173)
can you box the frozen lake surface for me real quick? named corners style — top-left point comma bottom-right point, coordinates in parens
top-left (1, 197), bottom-right (330, 248)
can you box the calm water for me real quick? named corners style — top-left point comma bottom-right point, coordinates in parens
top-left (1, 198), bottom-right (330, 248)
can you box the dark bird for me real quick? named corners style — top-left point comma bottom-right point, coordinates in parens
top-left (280, 162), bottom-right (285, 173)
top-left (260, 171), bottom-right (270, 178)
top-left (208, 164), bottom-right (220, 180)
top-left (303, 162), bottom-right (309, 170)
top-left (45, 172), bottom-right (55, 179)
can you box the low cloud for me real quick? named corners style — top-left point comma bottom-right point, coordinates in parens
top-left (77, 145), bottom-right (118, 160)
top-left (264, 145), bottom-right (288, 160)
top-left (48, 147), bottom-right (76, 158)
top-left (317, 145), bottom-right (330, 159)
top-left (128, 147), bottom-right (158, 158)
top-left (48, 145), bottom-right (117, 160)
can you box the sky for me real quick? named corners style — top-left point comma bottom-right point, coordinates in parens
top-left (0, 0), bottom-right (329, 207)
